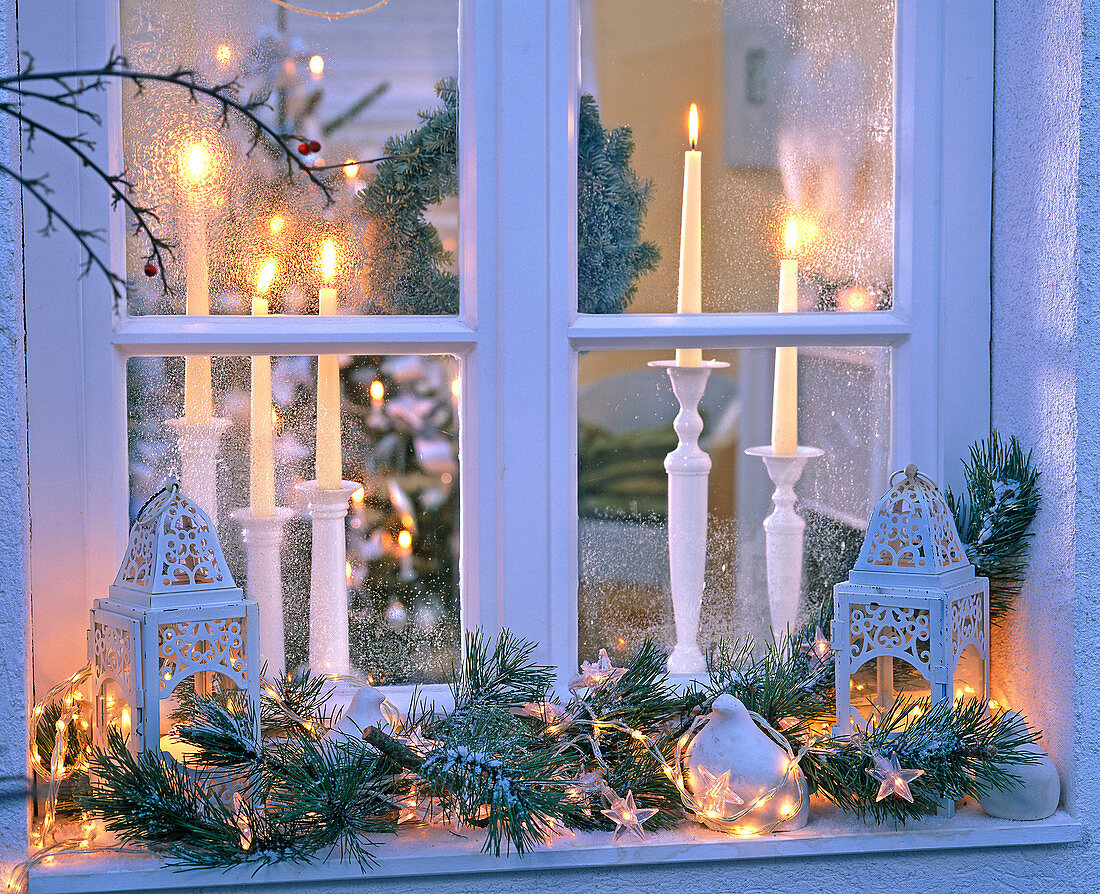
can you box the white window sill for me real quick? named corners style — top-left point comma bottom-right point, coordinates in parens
top-left (30, 802), bottom-right (1081, 893)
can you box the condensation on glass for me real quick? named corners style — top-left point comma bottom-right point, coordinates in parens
top-left (579, 0), bottom-right (894, 314)
top-left (577, 346), bottom-right (890, 663)
top-left (126, 354), bottom-right (461, 685)
top-left (119, 0), bottom-right (459, 315)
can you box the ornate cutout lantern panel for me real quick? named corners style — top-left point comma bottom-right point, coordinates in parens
top-left (833, 465), bottom-right (989, 739)
top-left (91, 481), bottom-right (259, 759)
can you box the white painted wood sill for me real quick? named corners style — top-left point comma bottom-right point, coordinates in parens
top-left (29, 802), bottom-right (1081, 893)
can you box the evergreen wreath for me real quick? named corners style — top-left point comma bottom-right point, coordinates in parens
top-left (359, 78), bottom-right (659, 315)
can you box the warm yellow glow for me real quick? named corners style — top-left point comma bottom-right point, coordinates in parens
top-left (616, 636), bottom-right (627, 648)
top-left (622, 810), bottom-right (634, 821)
top-left (344, 158), bottom-right (359, 179)
top-left (370, 379), bottom-right (385, 402)
top-left (271, 407), bottom-right (279, 426)
top-left (784, 218), bottom-right (800, 255)
top-left (257, 258), bottom-right (277, 295)
top-left (309, 54), bottom-right (324, 78)
top-left (840, 285), bottom-right (875, 312)
top-left (352, 485), bottom-right (365, 503)
top-left (345, 560), bottom-right (353, 584)
top-left (216, 44), bottom-right (233, 64)
top-left (688, 103), bottom-right (699, 149)
top-left (321, 239), bottom-right (337, 283)
top-left (441, 472), bottom-right (452, 485)
top-left (397, 529), bottom-right (413, 550)
top-left (270, 215), bottom-right (286, 235)
top-left (451, 377), bottom-right (461, 399)
top-left (182, 141), bottom-right (212, 186)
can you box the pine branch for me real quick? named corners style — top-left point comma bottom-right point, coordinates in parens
top-left (446, 628), bottom-right (556, 723)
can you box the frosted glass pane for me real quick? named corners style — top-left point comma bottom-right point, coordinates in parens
top-left (126, 353), bottom-right (460, 684)
top-left (579, 0), bottom-right (894, 314)
top-left (120, 0), bottom-right (459, 315)
top-left (577, 346), bottom-right (890, 663)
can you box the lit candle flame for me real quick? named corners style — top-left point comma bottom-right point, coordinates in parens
top-left (688, 103), bottom-right (699, 150)
top-left (784, 218), bottom-right (799, 255)
top-left (309, 55), bottom-right (324, 78)
top-left (257, 258), bottom-right (277, 295)
top-left (352, 485), bottom-right (365, 502)
top-left (321, 239), bottom-right (337, 283)
top-left (182, 142), bottom-right (212, 186)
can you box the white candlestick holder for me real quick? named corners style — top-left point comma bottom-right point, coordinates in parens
top-left (649, 359), bottom-right (729, 675)
top-left (230, 506), bottom-right (295, 673)
top-left (744, 445), bottom-right (824, 635)
top-left (297, 480), bottom-right (359, 675)
top-left (166, 417), bottom-right (231, 525)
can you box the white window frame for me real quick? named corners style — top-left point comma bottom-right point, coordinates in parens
top-left (22, 0), bottom-right (992, 720)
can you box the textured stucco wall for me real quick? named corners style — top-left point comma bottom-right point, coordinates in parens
top-left (0, 0), bottom-right (29, 879)
top-left (1, 0), bottom-right (1097, 892)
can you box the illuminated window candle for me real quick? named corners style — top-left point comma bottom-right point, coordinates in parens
top-left (771, 219), bottom-right (800, 455)
top-left (316, 240), bottom-right (342, 489)
top-left (180, 141), bottom-right (213, 423)
top-left (676, 103), bottom-right (703, 367)
top-left (250, 259), bottom-right (277, 517)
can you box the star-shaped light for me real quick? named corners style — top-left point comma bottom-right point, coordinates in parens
top-left (867, 752), bottom-right (924, 803)
top-left (600, 790), bottom-right (658, 842)
top-left (693, 766), bottom-right (745, 818)
top-left (800, 627), bottom-right (833, 666)
top-left (572, 649), bottom-right (626, 690)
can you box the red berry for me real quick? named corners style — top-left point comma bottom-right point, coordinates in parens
top-left (308, 139), bottom-right (321, 153)
top-left (298, 142), bottom-right (311, 155)
top-left (144, 262), bottom-right (158, 277)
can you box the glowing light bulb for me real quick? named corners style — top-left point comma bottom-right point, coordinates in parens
top-left (784, 218), bottom-right (799, 256)
top-left (309, 55), bottom-right (324, 79)
top-left (352, 485), bottom-right (365, 502)
top-left (370, 380), bottom-right (385, 403)
top-left (270, 216), bottom-right (286, 235)
top-left (216, 44), bottom-right (233, 65)
top-left (256, 258), bottom-right (277, 295)
top-left (397, 529), bottom-right (413, 551)
top-left (688, 103), bottom-right (699, 149)
top-left (321, 239), bottom-right (337, 283)
top-left (345, 561), bottom-right (353, 584)
top-left (343, 158), bottom-right (359, 179)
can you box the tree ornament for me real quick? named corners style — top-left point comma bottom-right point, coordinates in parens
top-left (384, 600), bottom-right (408, 631)
top-left (143, 261), bottom-right (158, 277)
top-left (867, 751), bottom-right (924, 803)
top-left (308, 139), bottom-right (321, 153)
top-left (684, 694), bottom-right (808, 832)
top-left (600, 789), bottom-right (658, 842)
top-left (297, 141), bottom-right (311, 154)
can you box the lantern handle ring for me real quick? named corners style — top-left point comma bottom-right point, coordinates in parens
top-left (889, 465), bottom-right (935, 488)
top-left (134, 477), bottom-right (180, 521)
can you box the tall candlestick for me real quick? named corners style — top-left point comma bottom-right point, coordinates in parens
top-left (771, 219), bottom-right (799, 455)
top-left (317, 240), bottom-right (342, 490)
top-left (677, 104), bottom-right (703, 367)
top-left (251, 260), bottom-right (277, 517)
top-left (181, 142), bottom-right (213, 423)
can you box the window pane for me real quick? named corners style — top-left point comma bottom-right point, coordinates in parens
top-left (577, 346), bottom-right (890, 664)
top-left (578, 0), bottom-right (894, 314)
top-left (126, 353), bottom-right (461, 685)
top-left (120, 0), bottom-right (459, 315)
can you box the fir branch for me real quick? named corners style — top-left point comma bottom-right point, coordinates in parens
top-left (82, 729), bottom-right (244, 868)
top-left (446, 628), bottom-right (556, 722)
top-left (946, 432), bottom-right (1041, 623)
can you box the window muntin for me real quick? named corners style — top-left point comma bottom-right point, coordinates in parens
top-left (579, 0), bottom-right (894, 315)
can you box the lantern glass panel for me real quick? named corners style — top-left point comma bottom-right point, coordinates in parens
top-left (119, 0), bottom-right (460, 316)
top-left (577, 345), bottom-right (890, 663)
top-left (578, 0), bottom-right (894, 314)
top-left (125, 354), bottom-right (461, 685)
top-left (95, 678), bottom-right (133, 746)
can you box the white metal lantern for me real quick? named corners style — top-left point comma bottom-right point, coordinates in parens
top-left (832, 464), bottom-right (989, 737)
top-left (90, 480), bottom-right (260, 759)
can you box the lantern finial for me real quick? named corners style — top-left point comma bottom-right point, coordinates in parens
top-left (904, 463), bottom-right (918, 480)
